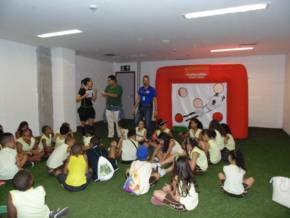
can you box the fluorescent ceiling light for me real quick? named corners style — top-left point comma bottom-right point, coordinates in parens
top-left (37, 29), bottom-right (82, 38)
top-left (184, 3), bottom-right (269, 19)
top-left (210, 47), bottom-right (254, 53)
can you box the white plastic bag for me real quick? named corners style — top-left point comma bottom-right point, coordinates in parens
top-left (97, 156), bottom-right (114, 181)
top-left (270, 176), bottom-right (290, 208)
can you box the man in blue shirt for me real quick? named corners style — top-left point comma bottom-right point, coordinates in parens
top-left (132, 75), bottom-right (157, 135)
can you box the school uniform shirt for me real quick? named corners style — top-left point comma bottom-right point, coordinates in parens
top-left (17, 137), bottom-right (36, 152)
top-left (121, 138), bottom-right (138, 161)
top-left (214, 130), bottom-right (225, 151)
top-left (208, 139), bottom-right (221, 164)
top-left (225, 134), bottom-right (235, 151)
top-left (55, 135), bottom-right (65, 148)
top-left (190, 147), bottom-right (208, 172)
top-left (189, 128), bottom-right (202, 139)
top-left (47, 143), bottom-right (69, 169)
top-left (179, 181), bottom-right (199, 211)
top-left (65, 155), bottom-right (87, 187)
top-left (10, 186), bottom-right (50, 218)
top-left (223, 164), bottom-right (246, 195)
top-left (129, 160), bottom-right (153, 195)
top-left (38, 134), bottom-right (52, 151)
top-left (136, 127), bottom-right (146, 142)
top-left (83, 136), bottom-right (93, 147)
top-left (0, 147), bottom-right (19, 180)
top-left (171, 140), bottom-right (184, 156)
top-left (156, 128), bottom-right (171, 137)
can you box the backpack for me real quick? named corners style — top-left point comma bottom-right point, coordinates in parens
top-left (270, 176), bottom-right (290, 208)
top-left (97, 156), bottom-right (114, 181)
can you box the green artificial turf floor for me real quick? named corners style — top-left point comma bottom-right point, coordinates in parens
top-left (1, 121), bottom-right (290, 218)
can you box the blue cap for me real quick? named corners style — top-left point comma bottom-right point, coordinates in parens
top-left (137, 145), bottom-right (149, 161)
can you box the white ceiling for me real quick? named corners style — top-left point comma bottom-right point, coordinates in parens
top-left (0, 0), bottom-right (290, 62)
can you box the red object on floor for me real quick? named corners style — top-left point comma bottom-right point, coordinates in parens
top-left (0, 180), bottom-right (6, 186)
top-left (156, 64), bottom-right (248, 139)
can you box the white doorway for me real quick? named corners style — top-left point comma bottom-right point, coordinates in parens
top-left (116, 71), bottom-right (135, 119)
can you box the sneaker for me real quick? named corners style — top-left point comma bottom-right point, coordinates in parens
top-left (50, 207), bottom-right (69, 218)
top-left (94, 178), bottom-right (100, 182)
top-left (158, 167), bottom-right (166, 177)
top-left (151, 162), bottom-right (161, 171)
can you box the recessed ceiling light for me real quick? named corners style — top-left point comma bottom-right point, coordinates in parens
top-left (89, 4), bottom-right (98, 11)
top-left (37, 29), bottom-right (82, 38)
top-left (184, 3), bottom-right (269, 19)
top-left (210, 47), bottom-right (254, 53)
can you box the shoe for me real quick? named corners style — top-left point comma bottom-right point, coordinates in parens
top-left (94, 178), bottom-right (100, 182)
top-left (158, 167), bottom-right (166, 177)
top-left (50, 207), bottom-right (69, 218)
top-left (151, 162), bottom-right (161, 171)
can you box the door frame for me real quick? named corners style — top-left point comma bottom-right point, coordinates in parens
top-left (115, 71), bottom-right (136, 119)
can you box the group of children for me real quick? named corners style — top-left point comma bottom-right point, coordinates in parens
top-left (0, 117), bottom-right (255, 216)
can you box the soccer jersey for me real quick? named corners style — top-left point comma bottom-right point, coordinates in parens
top-left (65, 155), bottom-right (87, 187)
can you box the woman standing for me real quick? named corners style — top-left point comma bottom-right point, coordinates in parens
top-left (76, 78), bottom-right (97, 130)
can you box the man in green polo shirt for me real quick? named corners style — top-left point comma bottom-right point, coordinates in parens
top-left (102, 75), bottom-right (123, 138)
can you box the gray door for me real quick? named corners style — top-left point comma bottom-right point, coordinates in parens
top-left (116, 71), bottom-right (135, 119)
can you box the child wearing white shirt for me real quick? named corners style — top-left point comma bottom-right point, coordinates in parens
top-left (0, 133), bottom-right (27, 180)
top-left (8, 170), bottom-right (69, 218)
top-left (218, 150), bottom-right (255, 197)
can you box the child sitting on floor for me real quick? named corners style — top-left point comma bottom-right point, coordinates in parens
top-left (56, 143), bottom-right (91, 192)
top-left (55, 123), bottom-right (72, 148)
top-left (118, 119), bottom-right (129, 140)
top-left (47, 135), bottom-right (75, 175)
top-left (152, 119), bottom-right (172, 141)
top-left (220, 123), bottom-right (236, 161)
top-left (218, 150), bottom-right (255, 197)
top-left (200, 129), bottom-right (221, 165)
top-left (7, 170), bottom-right (69, 218)
top-left (135, 120), bottom-right (147, 142)
top-left (119, 129), bottom-right (139, 162)
top-left (83, 126), bottom-right (95, 150)
top-left (86, 136), bottom-right (119, 182)
top-left (39, 125), bottom-right (54, 156)
top-left (0, 133), bottom-right (27, 181)
top-left (124, 145), bottom-right (155, 195)
top-left (152, 156), bottom-right (199, 211)
top-left (17, 129), bottom-right (44, 162)
top-left (209, 119), bottom-right (225, 151)
top-left (185, 138), bottom-right (208, 174)
top-left (15, 121), bottom-right (33, 139)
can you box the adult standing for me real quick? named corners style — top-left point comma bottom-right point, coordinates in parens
top-left (132, 75), bottom-right (157, 135)
top-left (76, 78), bottom-right (97, 129)
top-left (102, 75), bottom-right (123, 138)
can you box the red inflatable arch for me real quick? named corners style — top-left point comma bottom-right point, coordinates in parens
top-left (156, 64), bottom-right (248, 139)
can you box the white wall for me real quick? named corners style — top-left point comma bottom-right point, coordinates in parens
top-left (283, 53), bottom-right (290, 135)
top-left (51, 48), bottom-right (77, 132)
top-left (75, 55), bottom-right (113, 123)
top-left (0, 39), bottom-right (40, 135)
top-left (120, 54), bottom-right (286, 128)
